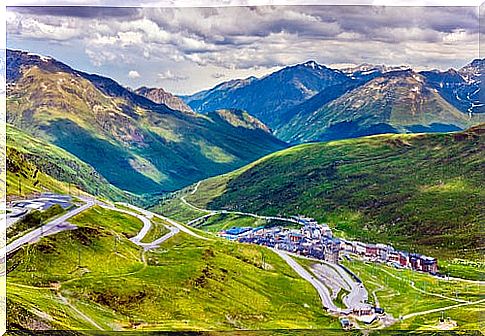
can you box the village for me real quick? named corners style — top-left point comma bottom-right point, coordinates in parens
top-left (219, 216), bottom-right (438, 274)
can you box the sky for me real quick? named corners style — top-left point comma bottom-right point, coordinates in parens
top-left (5, 5), bottom-right (481, 95)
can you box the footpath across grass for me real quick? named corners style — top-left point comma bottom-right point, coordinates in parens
top-left (7, 205), bottom-right (339, 331)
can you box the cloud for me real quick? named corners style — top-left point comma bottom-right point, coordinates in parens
top-left (212, 72), bottom-right (226, 78)
top-left (157, 70), bottom-right (189, 81)
top-left (10, 6), bottom-right (141, 19)
top-left (128, 70), bottom-right (140, 78)
top-left (6, 6), bottom-right (479, 72)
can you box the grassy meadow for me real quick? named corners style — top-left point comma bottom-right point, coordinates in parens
top-left (181, 127), bottom-right (483, 267)
top-left (7, 205), bottom-right (339, 331)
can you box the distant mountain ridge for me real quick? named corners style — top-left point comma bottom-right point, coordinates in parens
top-left (183, 59), bottom-right (483, 142)
top-left (279, 69), bottom-right (475, 142)
top-left (182, 60), bottom-right (350, 128)
top-left (6, 49), bottom-right (286, 195)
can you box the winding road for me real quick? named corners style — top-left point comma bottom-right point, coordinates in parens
top-left (179, 182), bottom-right (371, 314)
top-left (182, 181), bottom-right (300, 226)
top-left (2, 198), bottom-right (95, 259)
top-left (4, 195), bottom-right (185, 330)
top-left (118, 202), bottom-right (210, 241)
top-left (273, 249), bottom-right (338, 313)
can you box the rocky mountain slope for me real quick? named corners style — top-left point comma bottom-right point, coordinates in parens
top-left (184, 59), bottom-right (483, 143)
top-left (279, 69), bottom-right (476, 142)
top-left (135, 86), bottom-right (195, 114)
top-left (6, 49), bottom-right (286, 194)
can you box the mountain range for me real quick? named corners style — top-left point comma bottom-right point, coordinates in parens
top-left (135, 86), bottom-right (195, 115)
top-left (182, 61), bottom-right (350, 129)
top-left (6, 49), bottom-right (484, 197)
top-left (182, 59), bottom-right (484, 143)
top-left (6, 49), bottom-right (285, 195)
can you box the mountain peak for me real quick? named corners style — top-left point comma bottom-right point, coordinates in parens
top-left (135, 86), bottom-right (195, 115)
top-left (300, 60), bottom-right (326, 70)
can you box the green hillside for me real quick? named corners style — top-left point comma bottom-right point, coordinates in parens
top-left (183, 125), bottom-right (484, 260)
top-left (7, 206), bottom-right (337, 331)
top-left (7, 50), bottom-right (285, 194)
top-left (6, 124), bottom-right (128, 200)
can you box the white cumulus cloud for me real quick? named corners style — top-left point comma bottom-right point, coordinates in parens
top-left (128, 70), bottom-right (140, 78)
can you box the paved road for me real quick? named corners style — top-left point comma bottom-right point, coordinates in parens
top-left (5, 208), bottom-right (28, 228)
top-left (2, 197), bottom-right (184, 261)
top-left (311, 263), bottom-right (351, 298)
top-left (96, 203), bottom-right (153, 245)
top-left (180, 184), bottom-right (372, 314)
top-left (117, 202), bottom-right (210, 241)
top-left (284, 251), bottom-right (368, 311)
top-left (181, 182), bottom-right (300, 226)
top-left (89, 200), bottom-right (182, 250)
top-left (332, 264), bottom-right (369, 310)
top-left (273, 248), bottom-right (338, 312)
top-left (137, 226), bottom-right (180, 250)
top-left (2, 198), bottom-right (95, 259)
top-left (187, 212), bottom-right (217, 226)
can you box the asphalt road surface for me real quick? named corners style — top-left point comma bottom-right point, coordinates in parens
top-left (273, 248), bottom-right (338, 312)
top-left (1, 198), bottom-right (95, 261)
top-left (118, 202), bottom-right (210, 241)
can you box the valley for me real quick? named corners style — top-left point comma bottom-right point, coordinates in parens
top-left (6, 50), bottom-right (286, 194)
top-left (6, 185), bottom-right (484, 332)
top-left (6, 195), bottom-right (337, 331)
top-left (4, 46), bottom-right (484, 333)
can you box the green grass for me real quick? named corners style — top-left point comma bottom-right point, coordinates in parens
top-left (7, 283), bottom-right (100, 330)
top-left (140, 217), bottom-right (170, 243)
top-left (183, 126), bottom-right (484, 265)
top-left (340, 258), bottom-right (484, 331)
top-left (114, 203), bottom-right (145, 215)
top-left (151, 195), bottom-right (210, 223)
top-left (7, 204), bottom-right (339, 331)
top-left (334, 288), bottom-right (350, 310)
top-left (69, 206), bottom-right (144, 239)
top-left (194, 213), bottom-right (265, 232)
top-left (437, 259), bottom-right (485, 282)
top-left (6, 124), bottom-right (130, 201)
top-left (389, 301), bottom-right (485, 331)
